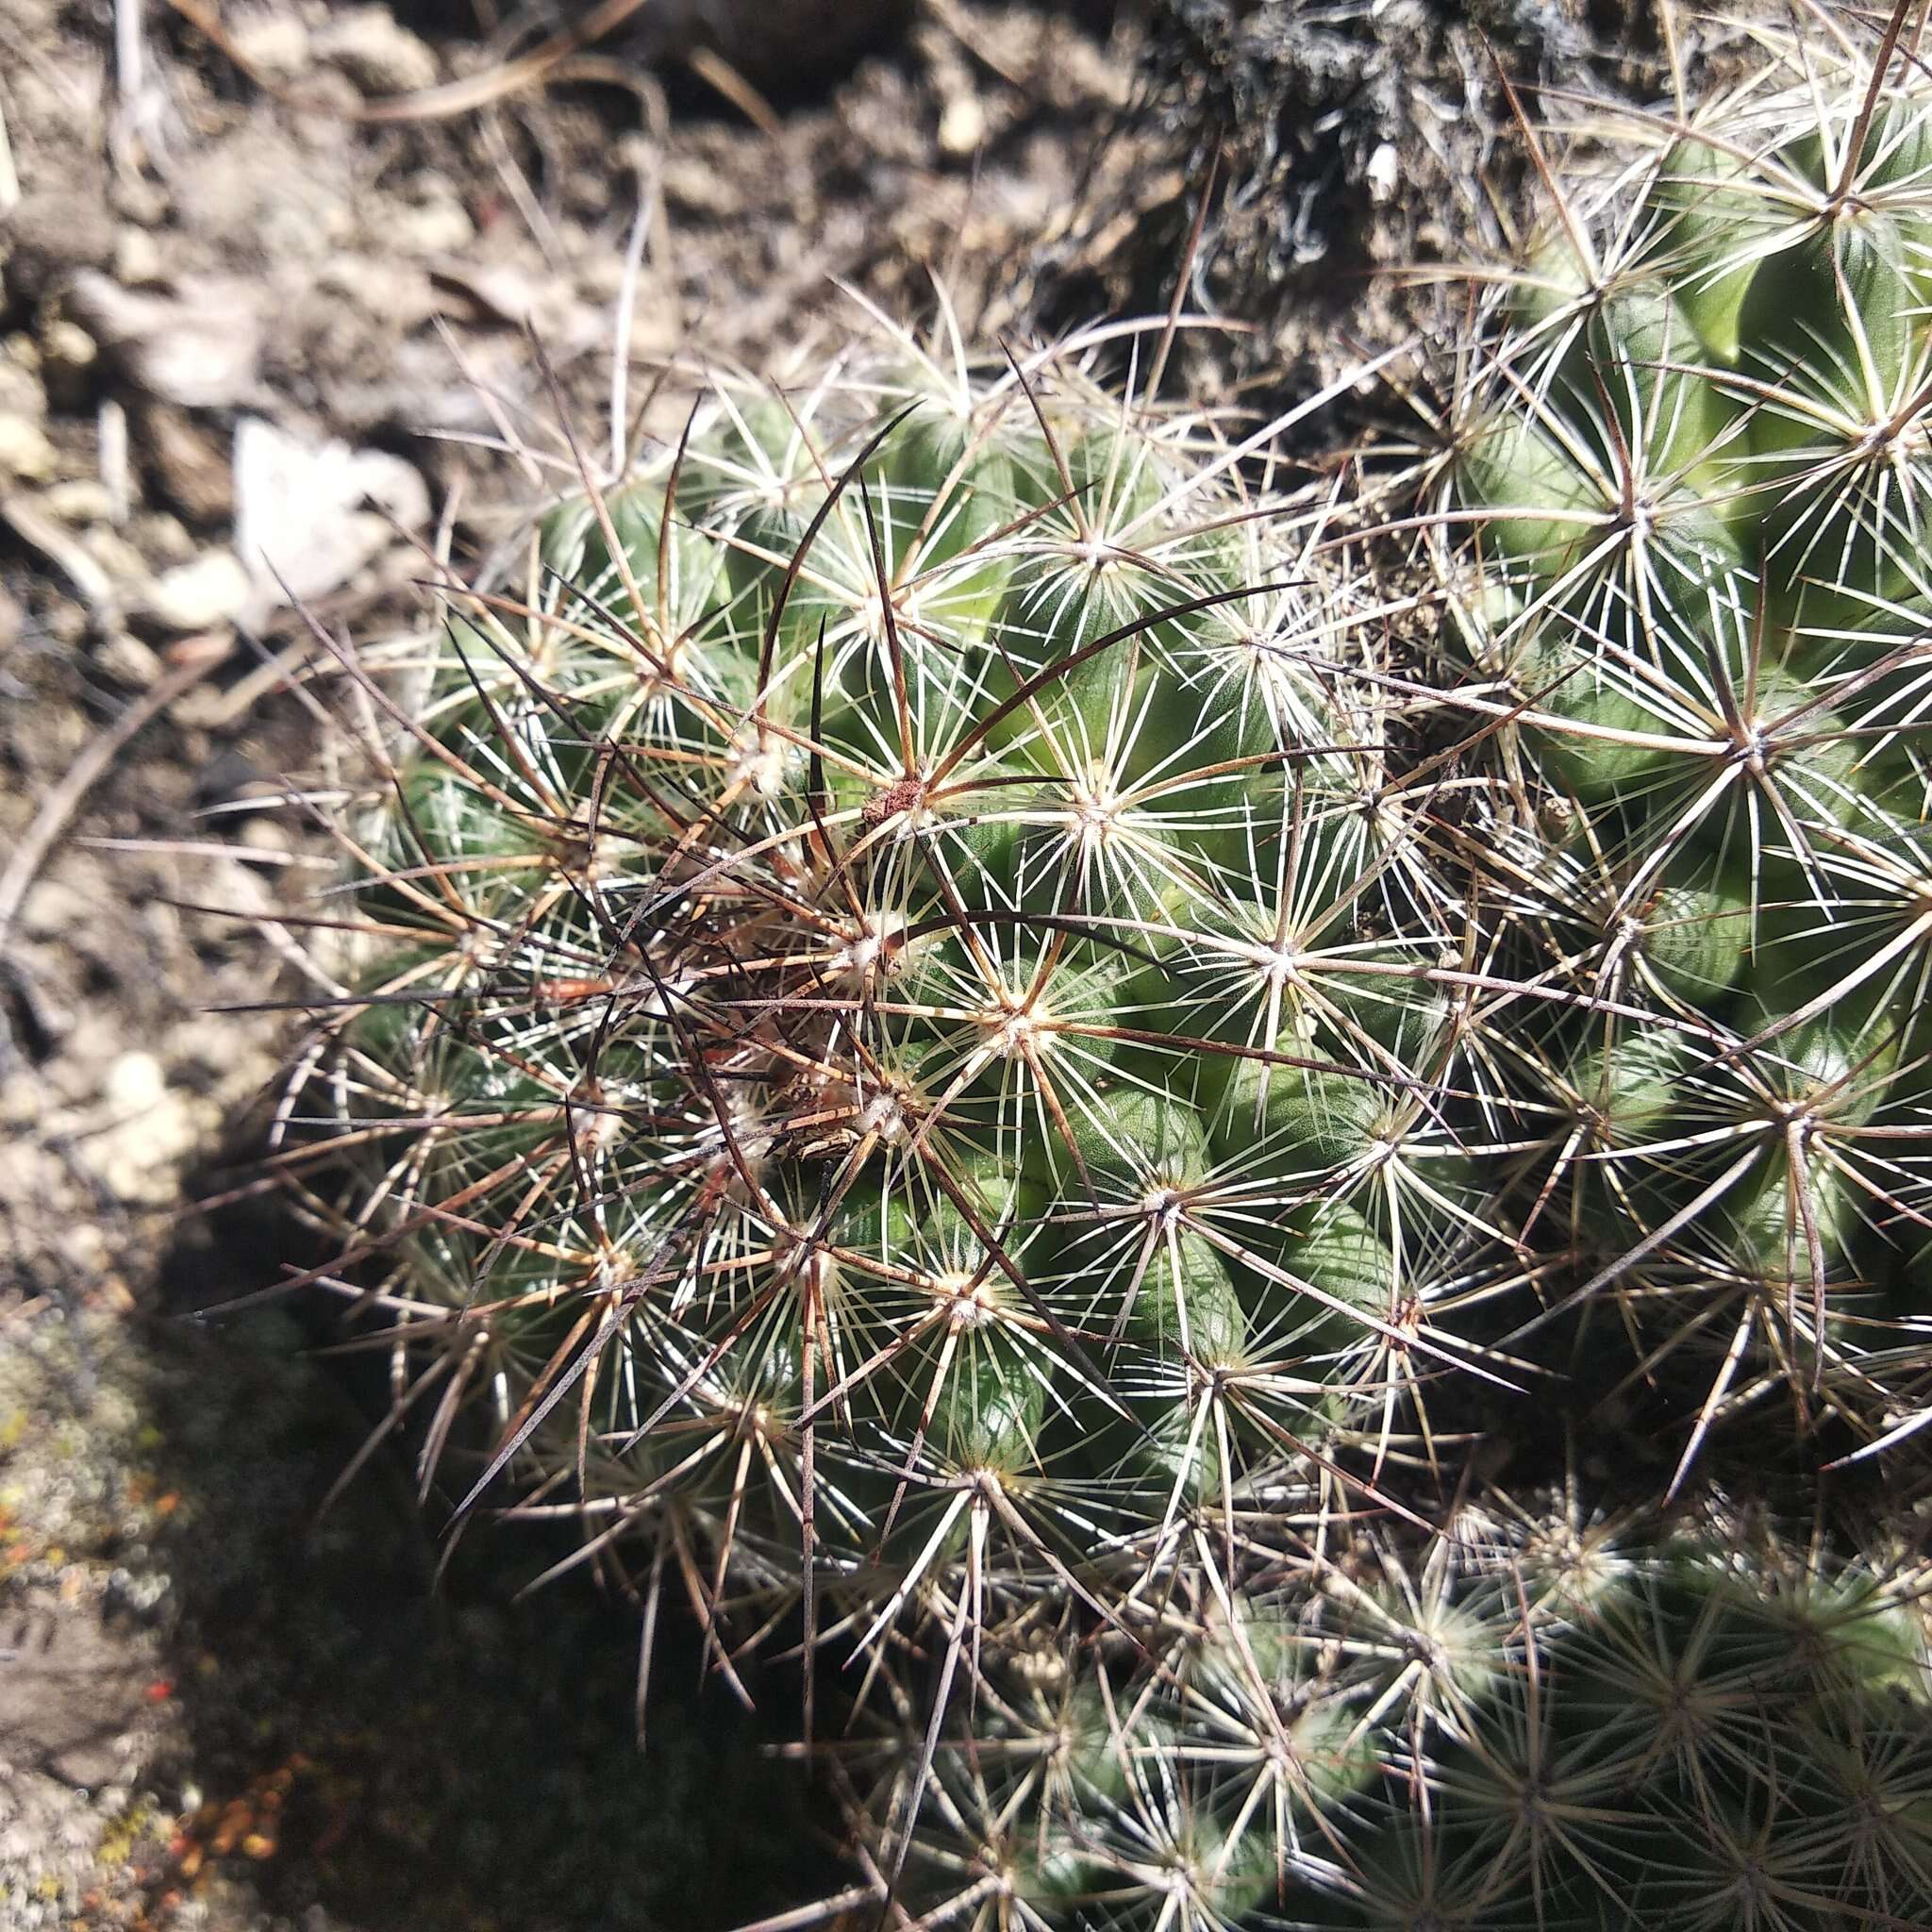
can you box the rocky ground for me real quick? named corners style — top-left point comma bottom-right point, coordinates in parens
top-left (0, 3), bottom-right (1713, 1926)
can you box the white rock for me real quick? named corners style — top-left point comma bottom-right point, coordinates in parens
top-left (41, 320), bottom-right (98, 375)
top-left (315, 8), bottom-right (439, 95)
top-left (113, 227), bottom-right (164, 288)
top-left (230, 11), bottom-right (312, 80)
top-left (105, 1052), bottom-right (166, 1115)
top-left (141, 549), bottom-right (253, 632)
top-left (81, 526), bottom-right (149, 585)
top-left (233, 417), bottom-right (429, 614)
top-left (96, 630), bottom-right (167, 688)
top-left (391, 200), bottom-right (475, 257)
top-left (939, 95), bottom-right (986, 158)
top-left (40, 480), bottom-right (113, 524)
top-left (1366, 142), bottom-right (1400, 206)
top-left (0, 412), bottom-right (56, 482)
top-left (67, 271), bottom-right (263, 409)
top-left (94, 1054), bottom-right (202, 1205)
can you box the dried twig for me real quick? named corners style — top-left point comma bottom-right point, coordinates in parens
top-left (683, 45), bottom-right (781, 138)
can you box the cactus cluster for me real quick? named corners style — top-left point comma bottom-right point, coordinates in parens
top-left (304, 328), bottom-right (1472, 1674)
top-left (870, 1498), bottom-right (1932, 1930)
top-left (1432, 14), bottom-right (1932, 1466)
top-left (262, 6), bottom-right (1932, 1927)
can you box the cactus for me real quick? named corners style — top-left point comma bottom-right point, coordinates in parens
top-left (835, 7), bottom-right (1932, 1916)
top-left (258, 7), bottom-right (1932, 1925)
top-left (1421, 10), bottom-right (1932, 1481)
top-left (290, 327), bottom-right (1481, 1695)
top-left (856, 1497), bottom-right (1932, 1930)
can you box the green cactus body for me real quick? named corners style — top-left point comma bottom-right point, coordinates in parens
top-left (841, 30), bottom-right (1932, 1931)
top-left (306, 338), bottom-right (1460, 1707)
top-left (1434, 33), bottom-right (1932, 1444)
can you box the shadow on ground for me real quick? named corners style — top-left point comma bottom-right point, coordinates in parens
top-left (154, 1182), bottom-right (844, 1931)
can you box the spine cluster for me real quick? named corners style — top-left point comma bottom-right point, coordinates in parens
top-left (1432, 32), bottom-right (1932, 1474)
top-left (309, 333), bottom-right (1461, 1665)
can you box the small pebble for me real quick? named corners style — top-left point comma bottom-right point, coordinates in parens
top-left (42, 318), bottom-right (97, 368)
top-left (114, 226), bottom-right (165, 288)
top-left (237, 815), bottom-right (293, 858)
top-left (81, 525), bottom-right (150, 586)
top-left (139, 406), bottom-right (233, 526)
top-left (40, 321), bottom-right (99, 406)
top-left (40, 480), bottom-right (114, 524)
top-left (107, 1051), bottom-right (165, 1115)
top-left (141, 549), bottom-right (252, 632)
top-left (96, 629), bottom-right (167, 687)
top-left (0, 411), bottom-right (57, 481)
top-left (939, 95), bottom-right (987, 158)
top-left (392, 199), bottom-right (475, 257)
top-left (1367, 142), bottom-right (1400, 205)
top-left (130, 510), bottom-right (197, 567)
top-left (231, 13), bottom-right (312, 80)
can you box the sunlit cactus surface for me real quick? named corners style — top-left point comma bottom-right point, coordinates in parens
top-left (297, 327), bottom-right (1471, 1678)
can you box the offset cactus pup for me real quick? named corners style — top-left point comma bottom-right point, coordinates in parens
top-left (854, 1496), bottom-right (1932, 1931)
